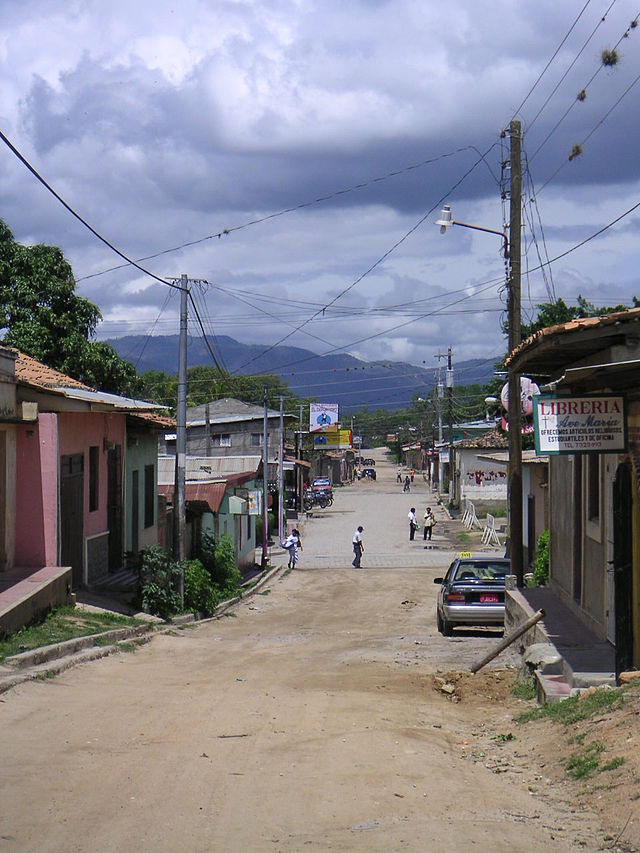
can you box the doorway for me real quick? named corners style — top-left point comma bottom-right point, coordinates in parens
top-left (61, 453), bottom-right (84, 588)
top-left (613, 462), bottom-right (633, 679)
top-left (107, 445), bottom-right (123, 571)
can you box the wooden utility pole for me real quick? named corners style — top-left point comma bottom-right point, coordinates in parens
top-left (446, 347), bottom-right (454, 502)
top-left (278, 395), bottom-right (284, 543)
top-left (507, 119), bottom-right (524, 585)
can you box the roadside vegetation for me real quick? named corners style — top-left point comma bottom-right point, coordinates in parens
top-left (0, 606), bottom-right (143, 662)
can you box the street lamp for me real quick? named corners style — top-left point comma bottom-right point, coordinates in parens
top-left (435, 204), bottom-right (509, 259)
top-left (435, 120), bottom-right (523, 588)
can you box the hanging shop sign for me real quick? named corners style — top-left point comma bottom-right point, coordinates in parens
top-left (309, 403), bottom-right (339, 432)
top-left (534, 394), bottom-right (627, 455)
top-left (247, 490), bottom-right (261, 516)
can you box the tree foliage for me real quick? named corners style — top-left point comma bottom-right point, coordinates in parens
top-left (0, 219), bottom-right (141, 395)
top-left (516, 295), bottom-right (640, 342)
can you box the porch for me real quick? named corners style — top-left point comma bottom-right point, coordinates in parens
top-left (0, 565), bottom-right (73, 637)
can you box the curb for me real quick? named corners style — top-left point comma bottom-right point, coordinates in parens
top-left (0, 562), bottom-right (287, 695)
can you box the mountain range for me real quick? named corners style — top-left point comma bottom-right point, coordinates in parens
top-left (106, 334), bottom-right (498, 411)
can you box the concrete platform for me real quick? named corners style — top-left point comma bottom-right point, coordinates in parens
top-left (0, 565), bottom-right (73, 637)
top-left (507, 585), bottom-right (616, 699)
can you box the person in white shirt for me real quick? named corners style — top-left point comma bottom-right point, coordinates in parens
top-left (408, 507), bottom-right (418, 541)
top-left (283, 529), bottom-right (302, 568)
top-left (352, 526), bottom-right (364, 567)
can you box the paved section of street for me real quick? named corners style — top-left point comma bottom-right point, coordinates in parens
top-left (0, 450), bottom-right (608, 851)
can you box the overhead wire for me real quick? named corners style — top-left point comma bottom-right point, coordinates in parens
top-left (231, 141), bottom-right (501, 374)
top-left (512, 0), bottom-right (596, 118)
top-left (0, 127), bottom-right (181, 293)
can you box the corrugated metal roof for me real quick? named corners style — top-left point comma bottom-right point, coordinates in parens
top-left (159, 481), bottom-right (227, 513)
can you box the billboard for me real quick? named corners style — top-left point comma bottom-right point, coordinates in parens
top-left (310, 403), bottom-right (339, 432)
top-left (534, 394), bottom-right (627, 454)
top-left (312, 427), bottom-right (352, 450)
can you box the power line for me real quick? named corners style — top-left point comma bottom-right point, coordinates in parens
top-left (74, 144), bottom-right (484, 283)
top-left (0, 127), bottom-right (181, 293)
top-left (231, 141), bottom-right (500, 374)
top-left (512, 0), bottom-right (595, 118)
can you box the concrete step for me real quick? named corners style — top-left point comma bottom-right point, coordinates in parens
top-left (535, 671), bottom-right (572, 704)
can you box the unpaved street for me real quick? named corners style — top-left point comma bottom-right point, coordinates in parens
top-left (0, 453), bottom-right (609, 851)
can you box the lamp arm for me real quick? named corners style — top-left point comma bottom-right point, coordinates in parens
top-left (452, 220), bottom-right (509, 258)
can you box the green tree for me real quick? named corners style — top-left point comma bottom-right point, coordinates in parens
top-left (0, 219), bottom-right (141, 395)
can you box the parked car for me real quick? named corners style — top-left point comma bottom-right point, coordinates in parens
top-left (361, 468), bottom-right (377, 480)
top-left (434, 556), bottom-right (510, 636)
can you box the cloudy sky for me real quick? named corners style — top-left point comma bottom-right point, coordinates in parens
top-left (2, 0), bottom-right (640, 381)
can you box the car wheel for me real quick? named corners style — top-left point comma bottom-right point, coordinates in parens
top-left (441, 615), bottom-right (454, 637)
top-left (436, 610), bottom-right (444, 634)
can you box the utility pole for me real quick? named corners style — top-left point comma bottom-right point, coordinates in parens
top-left (278, 395), bottom-right (284, 543)
top-left (508, 119), bottom-right (524, 585)
top-left (205, 403), bottom-right (212, 457)
top-left (174, 273), bottom-right (188, 603)
top-left (434, 352), bottom-right (448, 497)
top-left (446, 347), bottom-right (454, 503)
top-left (298, 403), bottom-right (304, 514)
top-left (262, 387), bottom-right (269, 568)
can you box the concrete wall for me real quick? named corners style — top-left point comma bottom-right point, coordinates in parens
top-left (549, 455), bottom-right (575, 599)
top-left (458, 449), bottom-right (507, 502)
top-left (0, 426), bottom-right (16, 571)
top-left (16, 414), bottom-right (58, 567)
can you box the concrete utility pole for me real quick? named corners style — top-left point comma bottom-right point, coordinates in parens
top-left (446, 347), bottom-right (454, 502)
top-left (174, 273), bottom-right (188, 602)
top-left (298, 403), bottom-right (304, 514)
top-left (261, 387), bottom-right (269, 568)
top-left (437, 376), bottom-right (444, 493)
top-left (278, 395), bottom-right (284, 543)
top-left (508, 119), bottom-right (524, 586)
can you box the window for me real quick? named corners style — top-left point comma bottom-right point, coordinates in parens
top-left (212, 433), bottom-right (232, 447)
top-left (251, 433), bottom-right (263, 447)
top-left (144, 464), bottom-right (155, 528)
top-left (89, 445), bottom-right (99, 512)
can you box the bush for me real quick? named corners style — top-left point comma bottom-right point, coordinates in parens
top-left (184, 558), bottom-right (220, 617)
top-left (213, 534), bottom-right (242, 597)
top-left (140, 546), bottom-right (182, 619)
top-left (533, 529), bottom-right (550, 586)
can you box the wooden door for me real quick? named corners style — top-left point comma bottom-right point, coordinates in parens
top-left (131, 469), bottom-right (139, 555)
top-left (61, 453), bottom-right (84, 588)
top-left (107, 446), bottom-right (123, 571)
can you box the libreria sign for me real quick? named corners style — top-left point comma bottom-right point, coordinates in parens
top-left (534, 395), bottom-right (627, 455)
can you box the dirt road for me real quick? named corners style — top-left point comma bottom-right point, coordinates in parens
top-left (0, 452), bottom-right (610, 851)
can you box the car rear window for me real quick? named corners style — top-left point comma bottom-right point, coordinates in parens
top-left (454, 562), bottom-right (508, 582)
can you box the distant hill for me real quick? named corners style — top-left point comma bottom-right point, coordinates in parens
top-left (106, 334), bottom-right (498, 411)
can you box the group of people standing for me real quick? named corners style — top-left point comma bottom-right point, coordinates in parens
top-left (408, 506), bottom-right (437, 541)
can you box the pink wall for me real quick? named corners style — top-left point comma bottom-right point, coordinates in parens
top-left (58, 412), bottom-right (125, 537)
top-left (16, 413), bottom-right (58, 567)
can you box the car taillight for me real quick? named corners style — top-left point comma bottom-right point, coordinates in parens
top-left (447, 592), bottom-right (465, 602)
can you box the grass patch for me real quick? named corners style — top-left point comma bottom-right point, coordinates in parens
top-left (516, 687), bottom-right (625, 725)
top-left (601, 756), bottom-right (625, 772)
top-left (566, 742), bottom-right (604, 779)
top-left (0, 606), bottom-right (143, 661)
top-left (511, 676), bottom-right (536, 701)
top-left (493, 732), bottom-right (515, 742)
top-left (117, 642), bottom-right (138, 653)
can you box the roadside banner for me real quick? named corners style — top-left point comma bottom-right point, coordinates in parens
top-left (310, 403), bottom-right (339, 432)
top-left (312, 427), bottom-right (352, 449)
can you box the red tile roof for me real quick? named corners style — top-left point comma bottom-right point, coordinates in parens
top-left (12, 349), bottom-right (92, 391)
top-left (456, 427), bottom-right (508, 449)
top-left (506, 306), bottom-right (640, 367)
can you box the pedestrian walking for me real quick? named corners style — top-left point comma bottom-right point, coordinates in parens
top-left (282, 528), bottom-right (302, 568)
top-left (396, 467), bottom-right (402, 483)
top-left (410, 467), bottom-right (415, 483)
top-left (352, 526), bottom-right (364, 567)
top-left (403, 475), bottom-right (411, 493)
top-left (423, 507), bottom-right (436, 541)
top-left (408, 507), bottom-right (418, 541)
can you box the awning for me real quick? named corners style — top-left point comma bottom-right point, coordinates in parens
top-left (158, 482), bottom-right (227, 513)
